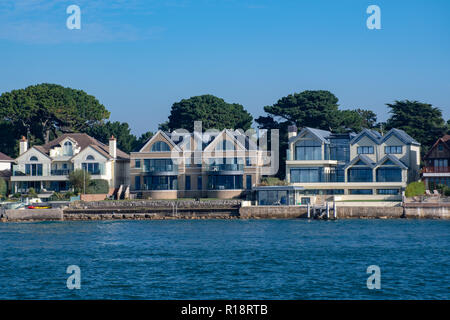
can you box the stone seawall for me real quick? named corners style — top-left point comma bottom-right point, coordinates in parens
top-left (1, 209), bottom-right (63, 222)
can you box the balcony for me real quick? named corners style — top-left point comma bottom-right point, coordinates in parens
top-left (51, 169), bottom-right (73, 176)
top-left (142, 164), bottom-right (178, 175)
top-left (206, 164), bottom-right (244, 174)
top-left (422, 166), bottom-right (450, 173)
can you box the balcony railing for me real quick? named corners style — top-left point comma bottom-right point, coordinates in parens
top-left (207, 164), bottom-right (244, 172)
top-left (51, 169), bottom-right (73, 176)
top-left (422, 166), bottom-right (450, 173)
top-left (143, 164), bottom-right (178, 173)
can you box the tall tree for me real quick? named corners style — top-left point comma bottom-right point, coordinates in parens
top-left (337, 108), bottom-right (377, 133)
top-left (0, 83), bottom-right (110, 144)
top-left (166, 95), bottom-right (253, 132)
top-left (385, 100), bottom-right (447, 154)
top-left (85, 121), bottom-right (137, 154)
top-left (134, 131), bottom-right (154, 151)
top-left (260, 90), bottom-right (342, 131)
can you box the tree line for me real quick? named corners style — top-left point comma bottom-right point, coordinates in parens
top-left (1, 84), bottom-right (448, 177)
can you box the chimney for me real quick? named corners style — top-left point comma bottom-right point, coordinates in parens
top-left (288, 125), bottom-right (298, 139)
top-left (19, 136), bottom-right (28, 155)
top-left (109, 135), bottom-right (117, 158)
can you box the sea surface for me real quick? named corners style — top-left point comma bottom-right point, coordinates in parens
top-left (0, 219), bottom-right (448, 299)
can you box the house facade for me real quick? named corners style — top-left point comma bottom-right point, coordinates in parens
top-left (10, 134), bottom-right (130, 193)
top-left (0, 151), bottom-right (14, 194)
top-left (422, 135), bottom-right (450, 188)
top-left (284, 126), bottom-right (420, 203)
top-left (130, 129), bottom-right (269, 199)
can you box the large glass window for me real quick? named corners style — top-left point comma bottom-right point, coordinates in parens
top-left (385, 146), bottom-right (402, 154)
top-left (327, 137), bottom-right (350, 162)
top-left (434, 159), bottom-right (448, 168)
top-left (290, 168), bottom-right (320, 183)
top-left (25, 163), bottom-right (43, 176)
top-left (151, 141), bottom-right (171, 152)
top-left (135, 176), bottom-right (141, 190)
top-left (377, 189), bottom-right (400, 195)
top-left (144, 159), bottom-right (175, 172)
top-left (246, 175), bottom-right (252, 189)
top-left (82, 162), bottom-right (100, 175)
top-left (348, 167), bottom-right (373, 182)
top-left (197, 176), bottom-right (202, 190)
top-left (357, 146), bottom-right (374, 154)
top-left (185, 175), bottom-right (191, 190)
top-left (208, 175), bottom-right (243, 190)
top-left (295, 140), bottom-right (322, 160)
top-left (376, 167), bottom-right (402, 182)
top-left (349, 189), bottom-right (373, 195)
top-left (143, 176), bottom-right (177, 190)
top-left (258, 190), bottom-right (288, 205)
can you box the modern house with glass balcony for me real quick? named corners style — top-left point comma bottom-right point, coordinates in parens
top-left (130, 129), bottom-right (268, 199)
top-left (422, 135), bottom-right (450, 188)
top-left (10, 134), bottom-right (130, 194)
top-left (285, 126), bottom-right (420, 201)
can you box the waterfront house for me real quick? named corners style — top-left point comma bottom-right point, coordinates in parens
top-left (10, 134), bottom-right (130, 194)
top-left (130, 129), bottom-right (269, 199)
top-left (279, 126), bottom-right (420, 204)
top-left (0, 152), bottom-right (14, 194)
top-left (422, 135), bottom-right (450, 188)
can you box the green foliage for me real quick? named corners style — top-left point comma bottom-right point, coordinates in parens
top-left (0, 178), bottom-right (7, 199)
top-left (405, 181), bottom-right (426, 197)
top-left (385, 100), bottom-right (447, 155)
top-left (49, 191), bottom-right (77, 201)
top-left (87, 179), bottom-right (109, 194)
top-left (69, 169), bottom-right (91, 194)
top-left (166, 95), bottom-right (253, 132)
top-left (0, 83), bottom-right (110, 147)
top-left (260, 90), bottom-right (341, 131)
top-left (134, 131), bottom-right (154, 151)
top-left (259, 177), bottom-right (288, 186)
top-left (336, 108), bottom-right (378, 133)
top-left (85, 121), bottom-right (137, 153)
top-left (27, 187), bottom-right (38, 198)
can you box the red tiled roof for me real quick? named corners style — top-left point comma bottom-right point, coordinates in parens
top-left (36, 133), bottom-right (129, 160)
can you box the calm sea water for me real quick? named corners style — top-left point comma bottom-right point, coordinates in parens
top-left (0, 219), bottom-right (448, 299)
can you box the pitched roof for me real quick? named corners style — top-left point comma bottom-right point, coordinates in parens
top-left (424, 135), bottom-right (450, 159)
top-left (376, 154), bottom-right (408, 169)
top-left (382, 128), bottom-right (420, 146)
top-left (38, 133), bottom-right (129, 160)
top-left (0, 152), bottom-right (13, 162)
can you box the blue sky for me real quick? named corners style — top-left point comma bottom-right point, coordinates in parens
top-left (0, 0), bottom-right (449, 135)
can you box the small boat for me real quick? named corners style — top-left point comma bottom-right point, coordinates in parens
top-left (27, 205), bottom-right (52, 209)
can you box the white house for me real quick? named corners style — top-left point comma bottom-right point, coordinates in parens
top-left (10, 134), bottom-right (130, 194)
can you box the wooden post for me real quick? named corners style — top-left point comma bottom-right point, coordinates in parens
top-left (307, 203), bottom-right (310, 219)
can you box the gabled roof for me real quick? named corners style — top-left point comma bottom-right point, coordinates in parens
top-left (381, 128), bottom-right (420, 146)
top-left (36, 133), bottom-right (129, 160)
top-left (203, 129), bottom-right (247, 153)
top-left (291, 127), bottom-right (331, 144)
top-left (139, 130), bottom-right (182, 153)
top-left (345, 154), bottom-right (376, 169)
top-left (0, 152), bottom-right (13, 162)
top-left (376, 154), bottom-right (408, 169)
top-left (424, 135), bottom-right (450, 160)
top-left (350, 129), bottom-right (382, 145)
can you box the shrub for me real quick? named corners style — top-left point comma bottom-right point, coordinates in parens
top-left (27, 187), bottom-right (38, 198)
top-left (69, 169), bottom-right (91, 194)
top-left (444, 187), bottom-right (450, 197)
top-left (87, 179), bottom-right (109, 194)
top-left (259, 177), bottom-right (288, 186)
top-left (405, 181), bottom-right (426, 197)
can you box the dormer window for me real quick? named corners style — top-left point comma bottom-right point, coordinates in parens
top-left (63, 141), bottom-right (73, 156)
